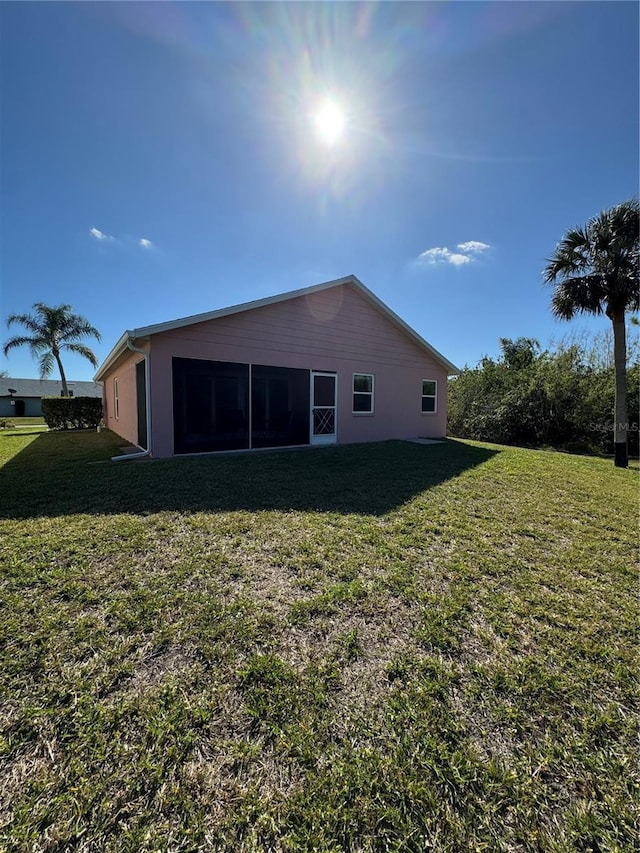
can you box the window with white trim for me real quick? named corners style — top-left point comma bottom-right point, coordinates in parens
top-left (114, 378), bottom-right (120, 420)
top-left (353, 373), bottom-right (374, 413)
top-left (421, 379), bottom-right (437, 413)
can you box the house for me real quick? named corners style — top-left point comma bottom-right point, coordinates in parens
top-left (94, 275), bottom-right (458, 458)
top-left (0, 378), bottom-right (103, 418)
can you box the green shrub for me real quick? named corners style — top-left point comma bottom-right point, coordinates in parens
top-left (448, 334), bottom-right (639, 457)
top-left (41, 396), bottom-right (103, 430)
top-left (0, 418), bottom-right (15, 429)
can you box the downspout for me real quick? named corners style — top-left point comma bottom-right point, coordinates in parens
top-left (111, 337), bottom-right (152, 461)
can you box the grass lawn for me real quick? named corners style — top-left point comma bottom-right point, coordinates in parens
top-left (0, 430), bottom-right (637, 852)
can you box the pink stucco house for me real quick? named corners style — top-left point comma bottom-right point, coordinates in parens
top-left (94, 275), bottom-right (458, 459)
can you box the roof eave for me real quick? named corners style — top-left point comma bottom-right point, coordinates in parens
top-left (94, 331), bottom-right (136, 381)
top-left (127, 275), bottom-right (361, 339)
top-left (93, 274), bottom-right (459, 378)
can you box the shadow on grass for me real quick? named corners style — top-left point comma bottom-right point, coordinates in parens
top-left (0, 431), bottom-right (498, 520)
top-left (2, 429), bottom-right (49, 437)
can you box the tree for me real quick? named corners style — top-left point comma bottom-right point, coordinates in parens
top-left (448, 334), bottom-right (639, 457)
top-left (3, 303), bottom-right (101, 396)
top-left (544, 199), bottom-right (639, 468)
top-left (499, 337), bottom-right (540, 370)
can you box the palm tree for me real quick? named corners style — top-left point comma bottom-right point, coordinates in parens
top-left (3, 303), bottom-right (101, 396)
top-left (544, 199), bottom-right (639, 468)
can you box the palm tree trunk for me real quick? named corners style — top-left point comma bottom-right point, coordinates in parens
top-left (54, 352), bottom-right (69, 397)
top-left (612, 310), bottom-right (628, 468)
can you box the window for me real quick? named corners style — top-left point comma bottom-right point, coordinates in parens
top-left (114, 378), bottom-right (119, 420)
top-left (60, 389), bottom-right (74, 397)
top-left (421, 379), bottom-right (437, 413)
top-left (353, 373), bottom-right (374, 413)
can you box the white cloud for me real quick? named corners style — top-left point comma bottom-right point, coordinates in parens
top-left (89, 227), bottom-right (112, 241)
top-left (419, 247), bottom-right (449, 263)
top-left (416, 240), bottom-right (491, 267)
top-left (457, 240), bottom-right (490, 254)
top-left (417, 247), bottom-right (471, 266)
top-left (89, 228), bottom-right (156, 250)
top-left (448, 252), bottom-right (473, 266)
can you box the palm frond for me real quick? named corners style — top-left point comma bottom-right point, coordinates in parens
top-left (544, 199), bottom-right (639, 319)
top-left (3, 335), bottom-right (46, 358)
top-left (543, 228), bottom-right (590, 282)
top-left (60, 319), bottom-right (102, 343)
top-left (550, 278), bottom-right (606, 319)
top-left (32, 303), bottom-right (101, 343)
top-left (6, 313), bottom-right (43, 334)
top-left (34, 302), bottom-right (74, 321)
top-left (62, 343), bottom-right (99, 367)
top-left (38, 350), bottom-right (55, 379)
top-left (625, 276), bottom-right (640, 313)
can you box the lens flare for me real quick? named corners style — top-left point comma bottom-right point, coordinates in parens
top-left (313, 98), bottom-right (346, 146)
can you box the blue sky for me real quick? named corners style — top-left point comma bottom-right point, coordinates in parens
top-left (1, 1), bottom-right (638, 381)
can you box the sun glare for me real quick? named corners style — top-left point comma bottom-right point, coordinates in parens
top-left (313, 99), bottom-right (346, 146)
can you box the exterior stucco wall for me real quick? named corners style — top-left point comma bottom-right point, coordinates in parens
top-left (0, 397), bottom-right (44, 417)
top-left (148, 284), bottom-right (449, 458)
top-left (102, 349), bottom-right (146, 448)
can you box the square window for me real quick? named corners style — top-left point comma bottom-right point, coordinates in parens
top-left (354, 374), bottom-right (373, 394)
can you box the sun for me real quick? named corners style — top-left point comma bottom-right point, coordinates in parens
top-left (313, 98), bottom-right (346, 146)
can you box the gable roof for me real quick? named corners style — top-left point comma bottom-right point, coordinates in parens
top-left (95, 275), bottom-right (459, 379)
top-left (0, 378), bottom-right (103, 398)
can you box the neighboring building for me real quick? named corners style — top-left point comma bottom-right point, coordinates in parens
top-left (0, 378), bottom-right (103, 418)
top-left (94, 275), bottom-right (458, 458)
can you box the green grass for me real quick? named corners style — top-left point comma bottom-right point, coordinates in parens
top-left (2, 416), bottom-right (46, 426)
top-left (0, 416), bottom-right (47, 432)
top-left (1, 430), bottom-right (637, 852)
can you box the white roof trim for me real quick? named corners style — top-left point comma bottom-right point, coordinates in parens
top-left (95, 275), bottom-right (459, 379)
top-left (94, 331), bottom-right (132, 382)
